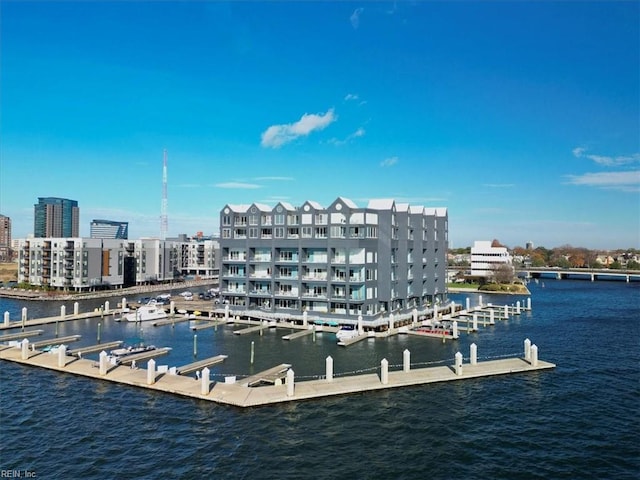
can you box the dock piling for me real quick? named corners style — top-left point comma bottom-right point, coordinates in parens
top-left (250, 341), bottom-right (255, 364)
top-left (3, 311), bottom-right (9, 327)
top-left (478, 295), bottom-right (483, 308)
top-left (455, 352), bottom-right (463, 376)
top-left (504, 305), bottom-right (509, 319)
top-left (201, 367), bottom-right (210, 395)
top-left (470, 343), bottom-right (477, 365)
top-left (21, 339), bottom-right (29, 360)
top-left (453, 321), bottom-right (459, 339)
top-left (472, 313), bottom-right (478, 332)
top-left (193, 334), bottom-right (198, 357)
top-left (286, 369), bottom-right (295, 397)
top-left (99, 351), bottom-right (108, 375)
top-left (530, 344), bottom-right (539, 367)
top-left (516, 301), bottom-right (521, 315)
top-left (60, 305), bottom-right (66, 319)
top-left (147, 358), bottom-right (156, 385)
top-left (381, 359), bottom-right (389, 385)
top-left (74, 302), bottom-right (79, 316)
top-left (326, 356), bottom-right (334, 381)
top-left (403, 349), bottom-right (411, 372)
top-left (490, 309), bottom-right (495, 325)
top-left (97, 323), bottom-right (101, 343)
top-left (57, 345), bottom-right (67, 368)
top-left (465, 297), bottom-right (470, 312)
top-left (524, 338), bottom-right (531, 361)
top-left (22, 307), bottom-right (27, 331)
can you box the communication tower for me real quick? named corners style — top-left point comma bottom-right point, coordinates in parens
top-left (160, 149), bottom-right (168, 240)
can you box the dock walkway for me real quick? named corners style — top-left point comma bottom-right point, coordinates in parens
top-left (238, 364), bottom-right (292, 387)
top-left (0, 345), bottom-right (555, 408)
top-left (176, 355), bottom-right (228, 375)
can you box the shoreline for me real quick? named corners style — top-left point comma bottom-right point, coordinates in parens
top-left (0, 279), bottom-right (218, 302)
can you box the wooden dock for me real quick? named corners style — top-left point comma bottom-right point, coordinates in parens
top-left (338, 334), bottom-right (369, 347)
top-left (176, 355), bottom-right (228, 375)
top-left (191, 321), bottom-right (225, 331)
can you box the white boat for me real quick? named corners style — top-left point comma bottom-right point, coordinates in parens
top-left (107, 344), bottom-right (158, 365)
top-left (122, 300), bottom-right (168, 322)
top-left (336, 325), bottom-right (359, 341)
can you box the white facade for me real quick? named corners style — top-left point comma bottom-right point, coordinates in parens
top-left (17, 236), bottom-right (218, 291)
top-left (470, 240), bottom-right (513, 278)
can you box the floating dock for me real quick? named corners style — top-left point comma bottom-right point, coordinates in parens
top-left (176, 355), bottom-right (228, 375)
top-left (0, 340), bottom-right (555, 408)
top-left (281, 329), bottom-right (315, 341)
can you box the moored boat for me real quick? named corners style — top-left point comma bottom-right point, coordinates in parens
top-left (121, 300), bottom-right (168, 322)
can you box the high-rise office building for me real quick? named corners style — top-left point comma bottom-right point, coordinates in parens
top-left (90, 219), bottom-right (129, 239)
top-left (0, 214), bottom-right (11, 261)
top-left (34, 197), bottom-right (79, 238)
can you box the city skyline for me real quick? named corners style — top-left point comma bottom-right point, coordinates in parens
top-left (1, 1), bottom-right (638, 249)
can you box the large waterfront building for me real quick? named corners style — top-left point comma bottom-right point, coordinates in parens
top-left (90, 219), bottom-right (129, 239)
top-left (470, 240), bottom-right (513, 278)
top-left (34, 197), bottom-right (79, 238)
top-left (17, 236), bottom-right (218, 291)
top-left (219, 197), bottom-right (448, 322)
top-left (0, 215), bottom-right (11, 262)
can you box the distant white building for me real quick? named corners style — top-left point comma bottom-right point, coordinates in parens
top-left (470, 241), bottom-right (513, 278)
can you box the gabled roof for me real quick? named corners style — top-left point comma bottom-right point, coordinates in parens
top-left (409, 205), bottom-right (425, 214)
top-left (251, 203), bottom-right (272, 212)
top-left (306, 201), bottom-right (323, 210)
top-left (396, 203), bottom-right (409, 212)
top-left (367, 198), bottom-right (395, 210)
top-left (225, 204), bottom-right (251, 213)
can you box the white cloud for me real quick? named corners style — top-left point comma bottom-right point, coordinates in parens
top-left (565, 170), bottom-right (640, 192)
top-left (345, 93), bottom-right (359, 101)
top-left (380, 156), bottom-right (398, 167)
top-left (572, 147), bottom-right (640, 166)
top-left (260, 108), bottom-right (336, 148)
top-left (482, 183), bottom-right (515, 188)
top-left (350, 7), bottom-right (364, 29)
top-left (329, 127), bottom-right (366, 146)
top-left (214, 182), bottom-right (261, 189)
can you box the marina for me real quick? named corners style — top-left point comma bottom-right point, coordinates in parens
top-left (0, 336), bottom-right (554, 407)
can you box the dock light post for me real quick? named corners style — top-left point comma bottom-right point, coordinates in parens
top-left (312, 325), bottom-right (316, 342)
top-left (55, 321), bottom-right (59, 337)
top-left (97, 323), bottom-right (101, 343)
top-left (250, 341), bottom-right (255, 364)
top-left (193, 334), bottom-right (198, 357)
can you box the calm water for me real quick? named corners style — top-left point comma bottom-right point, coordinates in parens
top-left (1, 280), bottom-right (638, 479)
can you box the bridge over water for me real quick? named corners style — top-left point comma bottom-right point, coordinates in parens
top-left (518, 268), bottom-right (640, 282)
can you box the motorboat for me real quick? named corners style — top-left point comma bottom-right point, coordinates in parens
top-left (336, 325), bottom-right (360, 341)
top-left (122, 300), bottom-right (168, 322)
top-left (107, 344), bottom-right (158, 365)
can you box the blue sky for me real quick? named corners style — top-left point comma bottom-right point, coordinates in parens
top-left (1, 1), bottom-right (638, 250)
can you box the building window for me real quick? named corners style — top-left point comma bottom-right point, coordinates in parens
top-left (302, 226), bottom-right (312, 238)
top-left (222, 229), bottom-right (231, 238)
top-left (249, 215), bottom-right (259, 226)
top-left (261, 228), bottom-right (272, 239)
top-left (262, 215), bottom-right (272, 225)
top-left (223, 215), bottom-right (231, 226)
top-left (249, 228), bottom-right (258, 238)
top-left (288, 227), bottom-right (299, 238)
top-left (315, 213), bottom-right (328, 225)
top-left (275, 227), bottom-right (285, 238)
top-left (287, 214), bottom-right (299, 225)
top-left (315, 227), bottom-right (327, 238)
top-left (275, 214), bottom-right (285, 225)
